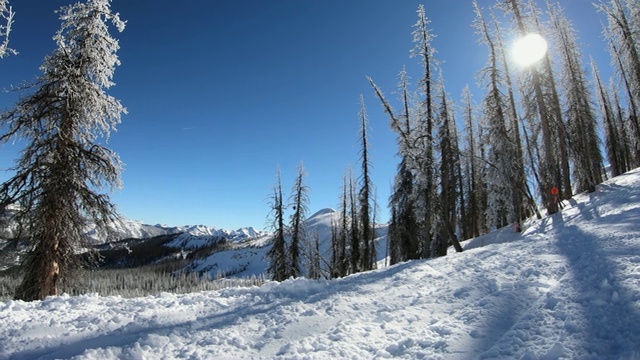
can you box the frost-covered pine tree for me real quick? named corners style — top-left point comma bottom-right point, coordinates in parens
top-left (474, 1), bottom-right (517, 230)
top-left (610, 77), bottom-right (634, 172)
top-left (0, 0), bottom-right (15, 58)
top-left (592, 59), bottom-right (625, 177)
top-left (288, 162), bottom-right (309, 279)
top-left (411, 4), bottom-right (438, 257)
top-left (266, 170), bottom-right (288, 282)
top-left (460, 85), bottom-right (482, 239)
top-left (500, 0), bottom-right (562, 215)
top-left (0, 0), bottom-right (125, 301)
top-left (490, 7), bottom-right (537, 225)
top-left (332, 171), bottom-right (350, 277)
top-left (348, 173), bottom-right (361, 273)
top-left (370, 5), bottom-right (443, 259)
top-left (357, 96), bottom-right (376, 271)
top-left (369, 70), bottom-right (419, 263)
top-left (433, 84), bottom-right (463, 255)
top-left (529, 0), bottom-right (572, 201)
top-left (597, 0), bottom-right (640, 166)
top-left (305, 231), bottom-right (322, 280)
top-left (548, 3), bottom-right (603, 193)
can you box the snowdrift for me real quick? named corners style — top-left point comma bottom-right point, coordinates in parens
top-left (0, 168), bottom-right (639, 359)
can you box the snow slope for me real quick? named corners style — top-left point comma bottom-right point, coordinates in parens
top-left (185, 208), bottom-right (389, 278)
top-left (0, 168), bottom-right (639, 359)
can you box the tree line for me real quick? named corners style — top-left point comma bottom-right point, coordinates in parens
top-left (266, 96), bottom-right (379, 281)
top-left (377, 0), bottom-right (639, 267)
top-left (267, 0), bottom-right (640, 279)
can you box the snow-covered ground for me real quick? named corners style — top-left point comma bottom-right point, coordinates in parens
top-left (1, 168), bottom-right (639, 359)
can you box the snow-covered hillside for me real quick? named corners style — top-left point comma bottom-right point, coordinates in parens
top-left (1, 168), bottom-right (639, 359)
top-left (183, 208), bottom-right (388, 278)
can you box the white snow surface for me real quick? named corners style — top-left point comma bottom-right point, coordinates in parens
top-left (1, 169), bottom-right (640, 359)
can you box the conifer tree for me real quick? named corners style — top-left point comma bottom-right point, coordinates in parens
top-left (370, 69), bottom-right (419, 263)
top-left (306, 231), bottom-right (322, 280)
top-left (528, 0), bottom-right (572, 201)
top-left (329, 219), bottom-right (340, 278)
top-left (411, 4), bottom-right (438, 257)
top-left (491, 8), bottom-right (536, 225)
top-left (501, 0), bottom-right (561, 215)
top-left (592, 60), bottom-right (625, 177)
top-left (357, 96), bottom-right (376, 271)
top-left (548, 3), bottom-right (603, 193)
top-left (0, 0), bottom-right (14, 58)
top-left (434, 85), bottom-right (463, 255)
top-left (336, 172), bottom-right (350, 276)
top-left (0, 0), bottom-right (126, 301)
top-left (598, 0), bottom-right (640, 166)
top-left (608, 36), bottom-right (640, 169)
top-left (460, 86), bottom-right (481, 239)
top-left (348, 173), bottom-right (361, 273)
top-left (288, 162), bottom-right (309, 278)
top-left (267, 170), bottom-right (288, 282)
top-left (610, 78), bottom-right (634, 172)
top-left (474, 1), bottom-right (518, 230)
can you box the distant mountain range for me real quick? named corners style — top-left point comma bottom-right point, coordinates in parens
top-left (86, 217), bottom-right (267, 245)
top-left (0, 206), bottom-right (389, 279)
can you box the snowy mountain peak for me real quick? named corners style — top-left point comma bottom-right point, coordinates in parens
top-left (309, 208), bottom-right (336, 218)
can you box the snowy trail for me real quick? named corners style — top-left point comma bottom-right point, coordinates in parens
top-left (0, 168), bottom-right (639, 359)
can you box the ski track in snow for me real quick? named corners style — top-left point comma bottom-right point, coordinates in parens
top-left (0, 169), bottom-right (639, 359)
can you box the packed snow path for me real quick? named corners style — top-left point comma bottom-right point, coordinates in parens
top-left (1, 169), bottom-right (640, 359)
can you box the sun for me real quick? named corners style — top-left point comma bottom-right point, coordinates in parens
top-left (512, 33), bottom-right (548, 67)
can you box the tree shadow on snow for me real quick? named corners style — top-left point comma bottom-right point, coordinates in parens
top-left (552, 211), bottom-right (640, 359)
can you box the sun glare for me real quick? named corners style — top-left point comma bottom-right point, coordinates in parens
top-left (512, 33), bottom-right (548, 67)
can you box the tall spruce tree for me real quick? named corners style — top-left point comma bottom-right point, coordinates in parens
top-left (548, 3), bottom-right (603, 193)
top-left (608, 36), bottom-right (640, 169)
top-left (357, 96), bottom-right (376, 270)
top-left (475, 1), bottom-right (518, 230)
top-left (598, 0), bottom-right (640, 166)
top-left (460, 85), bottom-right (482, 239)
top-left (337, 172), bottom-right (350, 276)
top-left (348, 173), bottom-right (361, 273)
top-left (610, 77), bottom-right (634, 172)
top-left (411, 4), bottom-right (438, 258)
top-left (592, 60), bottom-right (625, 177)
top-left (491, 7), bottom-right (536, 225)
top-left (501, 0), bottom-right (560, 215)
top-left (266, 170), bottom-right (288, 282)
top-left (434, 85), bottom-right (463, 255)
top-left (0, 0), bottom-right (126, 301)
top-left (529, 0), bottom-right (573, 201)
top-left (369, 69), bottom-right (420, 263)
top-left (288, 162), bottom-right (309, 278)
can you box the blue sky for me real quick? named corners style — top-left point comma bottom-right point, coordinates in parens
top-left (0, 0), bottom-right (613, 230)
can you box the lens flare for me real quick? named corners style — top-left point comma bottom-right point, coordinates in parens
top-left (512, 33), bottom-right (548, 67)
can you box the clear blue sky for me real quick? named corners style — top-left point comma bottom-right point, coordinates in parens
top-left (0, 0), bottom-right (612, 230)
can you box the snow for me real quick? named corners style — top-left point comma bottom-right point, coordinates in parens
top-left (82, 217), bottom-right (266, 246)
top-left (1, 168), bottom-right (640, 359)
top-left (184, 207), bottom-right (388, 279)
